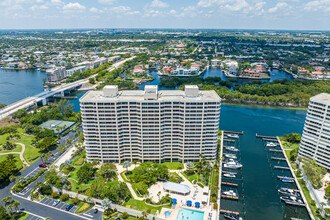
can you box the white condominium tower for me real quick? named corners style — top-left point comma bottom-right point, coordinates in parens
top-left (80, 85), bottom-right (221, 163)
top-left (298, 93), bottom-right (330, 169)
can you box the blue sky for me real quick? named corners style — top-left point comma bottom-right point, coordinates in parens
top-left (0, 0), bottom-right (329, 30)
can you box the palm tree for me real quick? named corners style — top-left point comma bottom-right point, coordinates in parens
top-left (187, 162), bottom-right (194, 174)
top-left (11, 200), bottom-right (20, 213)
top-left (101, 198), bottom-right (111, 215)
top-left (1, 196), bottom-right (12, 208)
top-left (123, 161), bottom-right (131, 173)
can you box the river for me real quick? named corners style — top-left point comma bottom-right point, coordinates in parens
top-left (0, 68), bottom-right (309, 219)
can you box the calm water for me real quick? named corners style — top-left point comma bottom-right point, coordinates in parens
top-left (0, 69), bottom-right (46, 104)
top-left (0, 68), bottom-right (309, 219)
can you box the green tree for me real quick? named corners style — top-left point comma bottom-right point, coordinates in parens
top-left (98, 163), bottom-right (117, 180)
top-left (77, 163), bottom-right (95, 183)
top-left (123, 161), bottom-right (131, 172)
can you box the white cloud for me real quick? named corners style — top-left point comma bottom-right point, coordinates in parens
top-left (150, 0), bottom-right (169, 8)
top-left (197, 0), bottom-right (265, 14)
top-left (268, 2), bottom-right (289, 13)
top-left (105, 6), bottom-right (140, 15)
top-left (98, 0), bottom-right (116, 5)
top-left (304, 0), bottom-right (330, 12)
top-left (51, 0), bottom-right (63, 5)
top-left (169, 9), bottom-right (177, 15)
top-left (90, 7), bottom-right (99, 13)
top-left (63, 2), bottom-right (86, 13)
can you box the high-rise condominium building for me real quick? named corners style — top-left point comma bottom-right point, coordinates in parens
top-left (298, 93), bottom-right (330, 169)
top-left (80, 85), bottom-right (221, 163)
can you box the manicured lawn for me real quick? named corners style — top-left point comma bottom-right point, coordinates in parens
top-left (124, 199), bottom-right (169, 215)
top-left (162, 162), bottom-right (184, 170)
top-left (182, 171), bottom-right (200, 184)
top-left (0, 143), bottom-right (22, 153)
top-left (298, 179), bottom-right (322, 219)
top-left (0, 128), bottom-right (40, 164)
top-left (72, 151), bottom-right (86, 165)
top-left (0, 154), bottom-right (23, 169)
top-left (75, 203), bottom-right (94, 214)
top-left (68, 166), bottom-right (96, 193)
top-left (17, 212), bottom-right (29, 220)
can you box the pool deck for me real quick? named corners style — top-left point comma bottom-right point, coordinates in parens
top-left (159, 204), bottom-right (215, 220)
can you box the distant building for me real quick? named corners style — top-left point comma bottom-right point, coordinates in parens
top-left (46, 67), bottom-right (66, 83)
top-left (298, 93), bottom-right (330, 169)
top-left (66, 66), bottom-right (87, 77)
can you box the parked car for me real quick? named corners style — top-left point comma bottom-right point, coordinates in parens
top-left (94, 208), bottom-right (98, 214)
top-left (53, 200), bottom-right (60, 206)
top-left (39, 164), bottom-right (46, 168)
top-left (66, 204), bottom-right (73, 211)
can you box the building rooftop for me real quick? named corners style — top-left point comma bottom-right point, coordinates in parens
top-left (310, 93), bottom-right (330, 105)
top-left (39, 120), bottom-right (75, 134)
top-left (163, 182), bottom-right (191, 194)
top-left (80, 85), bottom-right (221, 102)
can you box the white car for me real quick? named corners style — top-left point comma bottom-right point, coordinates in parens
top-left (53, 200), bottom-right (60, 206)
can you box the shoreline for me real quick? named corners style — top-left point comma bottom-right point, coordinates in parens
top-left (222, 100), bottom-right (308, 110)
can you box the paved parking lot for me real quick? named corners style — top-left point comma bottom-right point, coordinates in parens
top-left (24, 167), bottom-right (44, 179)
top-left (25, 213), bottom-right (43, 220)
top-left (18, 186), bottom-right (33, 196)
top-left (40, 197), bottom-right (78, 214)
top-left (83, 208), bottom-right (103, 220)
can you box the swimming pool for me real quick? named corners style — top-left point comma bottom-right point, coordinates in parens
top-left (177, 208), bottom-right (204, 220)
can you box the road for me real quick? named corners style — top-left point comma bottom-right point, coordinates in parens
top-left (0, 56), bottom-right (136, 121)
top-left (0, 129), bottom-right (103, 220)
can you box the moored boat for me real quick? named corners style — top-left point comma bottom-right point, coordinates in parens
top-left (278, 188), bottom-right (300, 197)
top-left (225, 146), bottom-right (239, 152)
top-left (280, 196), bottom-right (304, 206)
top-left (224, 159), bottom-right (243, 169)
top-left (222, 190), bottom-right (237, 197)
top-left (224, 153), bottom-right (237, 159)
top-left (223, 172), bottom-right (236, 178)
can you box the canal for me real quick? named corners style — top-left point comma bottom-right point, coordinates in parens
top-left (0, 68), bottom-right (309, 219)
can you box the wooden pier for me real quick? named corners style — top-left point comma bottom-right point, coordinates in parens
top-left (222, 171), bottom-right (237, 175)
top-left (223, 139), bottom-right (236, 142)
top-left (274, 166), bottom-right (290, 170)
top-left (221, 194), bottom-right (239, 200)
top-left (271, 157), bottom-right (286, 161)
top-left (256, 134), bottom-right (277, 139)
top-left (221, 182), bottom-right (238, 187)
top-left (269, 149), bottom-right (282, 153)
top-left (220, 210), bottom-right (240, 215)
top-left (223, 131), bottom-right (244, 135)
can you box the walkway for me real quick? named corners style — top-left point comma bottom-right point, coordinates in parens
top-left (116, 164), bottom-right (143, 201)
top-left (0, 142), bottom-right (29, 166)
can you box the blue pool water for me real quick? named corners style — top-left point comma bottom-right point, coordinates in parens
top-left (177, 208), bottom-right (204, 220)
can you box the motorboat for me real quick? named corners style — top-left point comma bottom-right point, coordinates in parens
top-left (280, 196), bottom-right (304, 205)
top-left (282, 178), bottom-right (294, 183)
top-left (266, 142), bottom-right (277, 147)
top-left (226, 134), bottom-right (239, 139)
top-left (225, 146), bottom-right (239, 152)
top-left (278, 188), bottom-right (300, 197)
top-left (222, 190), bottom-right (237, 197)
top-left (224, 213), bottom-right (239, 220)
top-left (223, 172), bottom-right (236, 178)
top-left (224, 159), bottom-right (243, 169)
top-left (224, 153), bottom-right (237, 159)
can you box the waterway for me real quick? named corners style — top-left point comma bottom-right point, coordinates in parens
top-left (0, 69), bottom-right (46, 105)
top-left (0, 68), bottom-right (309, 219)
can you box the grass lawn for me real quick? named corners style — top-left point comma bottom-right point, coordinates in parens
top-left (72, 151), bottom-right (86, 165)
top-left (162, 162), bottom-right (184, 170)
top-left (182, 171), bottom-right (200, 184)
top-left (0, 128), bottom-right (40, 164)
top-left (75, 203), bottom-right (94, 214)
top-left (124, 199), bottom-right (169, 215)
top-left (0, 143), bottom-right (22, 153)
top-left (0, 154), bottom-right (23, 169)
top-left (68, 166), bottom-right (96, 193)
top-left (17, 212), bottom-right (29, 220)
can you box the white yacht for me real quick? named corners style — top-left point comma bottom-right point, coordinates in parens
top-left (223, 159), bottom-right (243, 169)
top-left (266, 142), bottom-right (277, 147)
top-left (222, 190), bottom-right (237, 197)
top-left (224, 153), bottom-right (237, 159)
top-left (227, 134), bottom-right (239, 139)
top-left (225, 146), bottom-right (239, 152)
top-left (223, 172), bottom-right (236, 178)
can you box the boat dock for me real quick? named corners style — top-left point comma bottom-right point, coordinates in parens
top-left (269, 149), bottom-right (282, 153)
top-left (274, 166), bottom-right (290, 170)
top-left (221, 195), bottom-right (239, 200)
top-left (220, 210), bottom-right (240, 216)
top-left (256, 134), bottom-right (277, 139)
top-left (285, 201), bottom-right (306, 207)
top-left (222, 171), bottom-right (237, 175)
top-left (223, 139), bottom-right (236, 142)
top-left (223, 131), bottom-right (244, 135)
top-left (271, 157), bottom-right (286, 161)
top-left (221, 182), bottom-right (238, 187)
top-left (277, 176), bottom-right (295, 180)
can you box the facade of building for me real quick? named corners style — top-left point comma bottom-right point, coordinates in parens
top-left (298, 93), bottom-right (330, 170)
top-left (46, 67), bottom-right (66, 82)
top-left (80, 85), bottom-right (221, 163)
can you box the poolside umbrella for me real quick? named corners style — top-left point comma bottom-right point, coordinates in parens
top-left (186, 200), bottom-right (192, 206)
top-left (195, 202), bottom-right (200, 207)
top-left (172, 198), bottom-right (177, 203)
